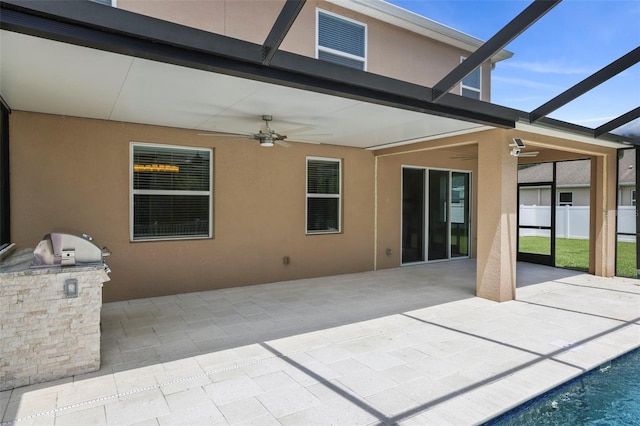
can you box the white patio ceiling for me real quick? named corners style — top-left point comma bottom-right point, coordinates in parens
top-left (0, 30), bottom-right (491, 150)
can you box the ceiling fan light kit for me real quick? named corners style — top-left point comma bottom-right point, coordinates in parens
top-left (260, 136), bottom-right (275, 147)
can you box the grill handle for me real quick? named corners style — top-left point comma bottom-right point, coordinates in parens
top-left (102, 246), bottom-right (111, 257)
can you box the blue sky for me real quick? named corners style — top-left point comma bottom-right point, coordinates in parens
top-left (386, 0), bottom-right (640, 135)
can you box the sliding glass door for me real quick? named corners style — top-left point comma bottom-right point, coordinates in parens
top-left (428, 170), bottom-right (449, 261)
top-left (450, 172), bottom-right (470, 258)
top-left (402, 168), bottom-right (425, 263)
top-left (402, 167), bottom-right (471, 264)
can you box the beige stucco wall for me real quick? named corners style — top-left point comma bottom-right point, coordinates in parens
top-left (10, 111), bottom-right (375, 302)
top-left (116, 0), bottom-right (491, 100)
top-left (117, 0), bottom-right (283, 44)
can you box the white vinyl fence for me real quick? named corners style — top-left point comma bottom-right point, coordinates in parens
top-left (519, 205), bottom-right (636, 242)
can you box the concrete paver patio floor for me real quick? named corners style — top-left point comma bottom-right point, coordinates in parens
top-left (2, 260), bottom-right (639, 425)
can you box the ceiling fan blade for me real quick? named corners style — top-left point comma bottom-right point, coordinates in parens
top-left (295, 133), bottom-right (333, 138)
top-left (280, 126), bottom-right (314, 135)
top-left (197, 130), bottom-right (252, 138)
top-left (275, 139), bottom-right (291, 148)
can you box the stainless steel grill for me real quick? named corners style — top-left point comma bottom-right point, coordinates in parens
top-left (31, 232), bottom-right (111, 272)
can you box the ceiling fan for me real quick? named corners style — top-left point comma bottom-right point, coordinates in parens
top-left (198, 115), bottom-right (318, 147)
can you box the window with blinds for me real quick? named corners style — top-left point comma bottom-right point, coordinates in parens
top-left (317, 10), bottom-right (366, 70)
top-left (306, 157), bottom-right (341, 234)
top-left (461, 57), bottom-right (481, 100)
top-left (131, 143), bottom-right (212, 241)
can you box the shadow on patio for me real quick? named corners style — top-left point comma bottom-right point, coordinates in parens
top-left (4, 260), bottom-right (638, 425)
top-left (99, 260), bottom-right (583, 373)
top-left (100, 260), bottom-right (481, 372)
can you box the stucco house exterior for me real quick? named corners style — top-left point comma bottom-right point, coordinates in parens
top-left (0, 0), bottom-right (637, 303)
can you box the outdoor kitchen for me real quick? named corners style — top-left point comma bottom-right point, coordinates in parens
top-left (0, 232), bottom-right (111, 390)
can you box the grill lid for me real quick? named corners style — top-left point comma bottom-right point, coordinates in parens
top-left (31, 232), bottom-right (110, 268)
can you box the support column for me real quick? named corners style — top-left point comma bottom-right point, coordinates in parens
top-left (589, 153), bottom-right (617, 276)
top-left (476, 134), bottom-right (518, 302)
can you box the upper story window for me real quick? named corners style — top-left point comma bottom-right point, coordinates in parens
top-left (317, 10), bottom-right (366, 71)
top-left (460, 57), bottom-right (481, 100)
top-left (131, 143), bottom-right (212, 241)
top-left (306, 157), bottom-right (342, 234)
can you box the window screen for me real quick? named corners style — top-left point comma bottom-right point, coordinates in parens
top-left (317, 11), bottom-right (366, 70)
top-left (306, 158), bottom-right (341, 233)
top-left (132, 144), bottom-right (212, 241)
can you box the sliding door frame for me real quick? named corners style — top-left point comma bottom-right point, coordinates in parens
top-left (401, 165), bottom-right (472, 265)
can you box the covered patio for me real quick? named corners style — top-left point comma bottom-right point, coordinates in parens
top-left (2, 261), bottom-right (639, 425)
top-left (1, 0), bottom-right (637, 305)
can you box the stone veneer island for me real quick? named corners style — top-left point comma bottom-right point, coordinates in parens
top-left (0, 249), bottom-right (110, 390)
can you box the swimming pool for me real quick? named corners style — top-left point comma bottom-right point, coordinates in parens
top-left (484, 347), bottom-right (640, 425)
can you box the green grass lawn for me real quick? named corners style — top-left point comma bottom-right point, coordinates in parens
top-left (616, 240), bottom-right (637, 278)
top-left (519, 236), bottom-right (637, 278)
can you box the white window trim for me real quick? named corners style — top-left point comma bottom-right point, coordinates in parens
top-left (130, 142), bottom-right (213, 242)
top-left (460, 56), bottom-right (481, 99)
top-left (316, 8), bottom-right (367, 71)
top-left (306, 156), bottom-right (342, 235)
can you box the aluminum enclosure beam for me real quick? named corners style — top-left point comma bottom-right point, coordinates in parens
top-left (262, 0), bottom-right (306, 65)
top-left (431, 0), bottom-right (561, 102)
top-left (595, 107), bottom-right (640, 138)
top-left (530, 47), bottom-right (640, 123)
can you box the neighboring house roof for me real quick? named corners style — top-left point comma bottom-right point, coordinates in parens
top-left (328, 0), bottom-right (513, 63)
top-left (518, 153), bottom-right (636, 185)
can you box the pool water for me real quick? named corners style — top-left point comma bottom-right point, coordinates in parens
top-left (484, 348), bottom-right (640, 425)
